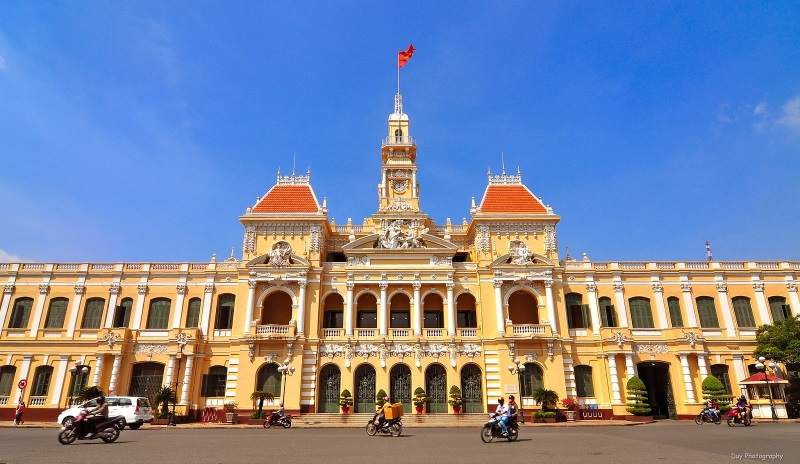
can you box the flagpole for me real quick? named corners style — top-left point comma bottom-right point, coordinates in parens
top-left (397, 49), bottom-right (401, 95)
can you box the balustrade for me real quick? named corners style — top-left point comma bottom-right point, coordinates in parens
top-left (255, 324), bottom-right (290, 335)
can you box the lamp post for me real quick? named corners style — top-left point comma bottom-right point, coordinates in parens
top-left (508, 358), bottom-right (526, 424)
top-left (277, 359), bottom-right (295, 407)
top-left (169, 333), bottom-right (190, 426)
top-left (755, 356), bottom-right (778, 422)
top-left (68, 361), bottom-right (89, 407)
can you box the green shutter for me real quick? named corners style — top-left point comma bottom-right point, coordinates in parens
top-left (629, 298), bottom-right (654, 329)
top-left (9, 298), bottom-right (33, 329)
top-left (732, 297), bottom-right (756, 328)
top-left (185, 298), bottom-right (201, 328)
top-left (667, 297), bottom-right (684, 328)
top-left (81, 298), bottom-right (105, 329)
top-left (45, 298), bottom-right (68, 328)
top-left (696, 297), bottom-right (720, 328)
top-left (581, 304), bottom-right (591, 329)
top-left (32, 366), bottom-right (53, 397)
top-left (147, 299), bottom-right (171, 329)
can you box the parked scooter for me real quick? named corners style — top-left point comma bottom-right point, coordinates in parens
top-left (262, 411), bottom-right (292, 429)
top-left (480, 412), bottom-right (519, 443)
top-left (58, 409), bottom-right (125, 445)
top-left (365, 412), bottom-right (402, 437)
top-left (727, 404), bottom-right (752, 427)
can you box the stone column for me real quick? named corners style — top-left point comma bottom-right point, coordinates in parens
top-left (13, 355), bottom-right (32, 403)
top-left (379, 282), bottom-right (388, 336)
top-left (624, 352), bottom-right (635, 380)
top-left (165, 354), bottom-right (176, 387)
top-left (104, 283), bottom-right (122, 328)
top-left (0, 283), bottom-right (15, 328)
top-left (413, 282), bottom-right (422, 336)
top-left (715, 282), bottom-right (736, 336)
top-left (697, 353), bottom-right (708, 379)
top-left (545, 279), bottom-right (557, 334)
top-left (296, 280), bottom-right (307, 335)
top-left (29, 283), bottom-right (50, 337)
top-left (180, 355), bottom-right (194, 404)
top-left (131, 282), bottom-right (148, 330)
top-left (608, 354), bottom-right (622, 403)
top-left (108, 355), bottom-right (122, 395)
top-left (786, 282), bottom-right (800, 317)
top-left (613, 282), bottom-right (629, 327)
top-left (586, 282), bottom-right (600, 335)
top-left (345, 283), bottom-right (354, 337)
top-left (652, 282), bottom-right (669, 329)
top-left (681, 282), bottom-right (699, 328)
top-left (752, 282), bottom-right (771, 325)
top-left (92, 354), bottom-right (105, 387)
top-left (494, 280), bottom-right (505, 335)
top-left (66, 283), bottom-right (86, 337)
top-left (172, 283), bottom-right (188, 329)
top-left (244, 280), bottom-right (257, 334)
top-left (679, 353), bottom-right (696, 403)
top-left (200, 281), bottom-right (214, 337)
top-left (446, 283), bottom-right (456, 336)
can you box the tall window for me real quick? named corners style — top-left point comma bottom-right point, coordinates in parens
top-left (80, 297), bottom-right (105, 329)
top-left (456, 293), bottom-right (477, 328)
top-left (520, 363), bottom-right (543, 397)
top-left (628, 297), bottom-right (654, 328)
top-left (696, 297), bottom-right (720, 328)
top-left (710, 364), bottom-right (733, 395)
top-left (423, 293), bottom-right (444, 328)
top-left (185, 297), bottom-right (201, 328)
top-left (146, 298), bottom-right (171, 329)
top-left (44, 297), bottom-right (69, 329)
top-left (768, 296), bottom-right (792, 323)
top-left (732, 297), bottom-right (756, 328)
top-left (31, 365), bottom-right (53, 397)
top-left (357, 293), bottom-right (378, 329)
top-left (389, 293), bottom-right (410, 329)
top-left (574, 365), bottom-right (595, 397)
top-left (256, 363), bottom-right (281, 398)
top-left (565, 293), bottom-right (589, 329)
top-left (214, 294), bottom-right (236, 330)
top-left (0, 366), bottom-right (16, 397)
top-left (201, 366), bottom-right (228, 397)
top-left (322, 294), bottom-right (344, 329)
top-left (8, 297), bottom-right (33, 329)
top-left (667, 297), bottom-right (684, 328)
top-left (113, 297), bottom-right (133, 328)
top-left (599, 297), bottom-right (617, 327)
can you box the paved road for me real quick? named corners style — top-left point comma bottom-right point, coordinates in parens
top-left (0, 421), bottom-right (795, 464)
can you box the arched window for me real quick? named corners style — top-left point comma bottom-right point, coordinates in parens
top-left (357, 293), bottom-right (378, 328)
top-left (322, 293), bottom-right (344, 329)
top-left (520, 363), bottom-right (543, 397)
top-left (574, 365), bottom-right (595, 397)
top-left (389, 293), bottom-right (410, 329)
top-left (256, 363), bottom-right (281, 398)
top-left (31, 365), bottom-right (54, 397)
top-left (201, 366), bottom-right (228, 397)
top-left (598, 296), bottom-right (617, 327)
top-left (146, 298), bottom-right (171, 329)
top-left (260, 291), bottom-right (292, 325)
top-left (456, 293), bottom-right (477, 328)
top-left (565, 293), bottom-right (589, 329)
top-left (44, 297), bottom-right (69, 329)
top-left (768, 296), bottom-right (792, 323)
top-left (0, 366), bottom-right (17, 397)
top-left (423, 293), bottom-right (444, 328)
top-left (81, 297), bottom-right (105, 329)
top-left (113, 297), bottom-right (133, 328)
top-left (710, 364), bottom-right (733, 395)
top-left (696, 297), bottom-right (720, 328)
top-left (507, 291), bottom-right (539, 325)
top-left (667, 296), bottom-right (684, 328)
top-left (628, 297), bottom-right (654, 328)
top-left (8, 297), bottom-right (33, 329)
top-left (214, 294), bottom-right (236, 330)
top-left (732, 297), bottom-right (756, 328)
top-left (185, 297), bottom-right (201, 328)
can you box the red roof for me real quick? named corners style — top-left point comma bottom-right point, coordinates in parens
top-left (479, 185), bottom-right (548, 213)
top-left (739, 372), bottom-right (788, 384)
top-left (252, 185), bottom-right (319, 213)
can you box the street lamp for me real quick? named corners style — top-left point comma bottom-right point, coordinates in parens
top-left (508, 358), bottom-right (526, 424)
top-left (277, 359), bottom-right (295, 406)
top-left (755, 356), bottom-right (778, 422)
top-left (68, 361), bottom-right (89, 407)
top-left (169, 333), bottom-right (190, 426)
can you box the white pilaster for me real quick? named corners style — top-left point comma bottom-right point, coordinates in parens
top-left (624, 352), bottom-right (635, 380)
top-left (494, 280), bottom-right (505, 335)
top-left (13, 355), bottom-right (32, 403)
top-left (108, 355), bottom-right (122, 395)
top-left (697, 353), bottom-right (708, 379)
top-left (244, 280), bottom-right (256, 334)
top-left (172, 281), bottom-right (188, 329)
top-left (131, 278), bottom-right (148, 330)
top-left (608, 354), bottom-right (622, 403)
top-left (180, 355), bottom-right (194, 404)
top-left (296, 280), bottom-right (307, 335)
top-left (786, 279), bottom-right (800, 317)
top-left (732, 354), bottom-right (747, 395)
top-left (200, 278), bottom-right (215, 337)
top-left (379, 283), bottom-right (388, 336)
top-left (681, 279), bottom-right (699, 328)
top-left (66, 281), bottom-right (86, 337)
top-left (715, 280), bottom-right (736, 336)
top-left (103, 281), bottom-right (122, 328)
top-left (29, 281), bottom-right (51, 337)
top-left (0, 279), bottom-right (16, 327)
top-left (586, 281), bottom-right (600, 335)
top-left (345, 283), bottom-right (354, 337)
top-left (679, 353), bottom-right (696, 403)
top-left (613, 280), bottom-right (629, 327)
top-left (446, 283), bottom-right (456, 336)
top-left (651, 279), bottom-right (669, 329)
top-left (92, 354), bottom-right (105, 387)
top-left (752, 281), bottom-right (771, 325)
top-left (52, 355), bottom-right (70, 406)
top-left (165, 354), bottom-right (176, 387)
top-left (545, 279), bottom-right (557, 334)
top-left (413, 282), bottom-right (422, 336)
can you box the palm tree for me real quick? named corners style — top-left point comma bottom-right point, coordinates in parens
top-left (531, 388), bottom-right (559, 410)
top-left (77, 386), bottom-right (105, 403)
top-left (153, 386), bottom-right (176, 417)
top-left (250, 390), bottom-right (275, 415)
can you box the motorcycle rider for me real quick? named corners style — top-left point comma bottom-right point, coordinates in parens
top-left (375, 396), bottom-right (392, 430)
top-left (507, 395), bottom-right (518, 422)
top-left (82, 396), bottom-right (109, 438)
top-left (495, 397), bottom-right (510, 436)
top-left (735, 396), bottom-right (748, 419)
top-left (703, 399), bottom-right (718, 421)
top-left (273, 402), bottom-right (285, 425)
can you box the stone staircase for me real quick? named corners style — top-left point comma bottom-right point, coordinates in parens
top-left (295, 413), bottom-right (489, 428)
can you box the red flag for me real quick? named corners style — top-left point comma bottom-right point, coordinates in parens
top-left (398, 44), bottom-right (415, 69)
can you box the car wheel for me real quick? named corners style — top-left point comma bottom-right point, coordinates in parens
top-left (61, 417), bottom-right (75, 427)
top-left (128, 423), bottom-right (141, 430)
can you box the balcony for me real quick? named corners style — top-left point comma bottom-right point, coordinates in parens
top-left (255, 324), bottom-right (292, 336)
top-left (381, 136), bottom-right (416, 147)
top-left (507, 324), bottom-right (551, 337)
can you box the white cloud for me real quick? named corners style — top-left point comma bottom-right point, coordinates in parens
top-left (0, 249), bottom-right (33, 263)
top-left (753, 102), bottom-right (769, 133)
top-left (777, 96), bottom-right (800, 130)
top-left (753, 102), bottom-right (768, 116)
top-left (0, 53), bottom-right (6, 69)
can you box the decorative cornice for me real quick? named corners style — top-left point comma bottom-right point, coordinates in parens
top-left (651, 283), bottom-right (663, 293)
top-left (786, 283), bottom-right (797, 293)
top-left (137, 284), bottom-right (148, 295)
top-left (612, 283), bottom-right (624, 293)
top-left (176, 284), bottom-right (187, 295)
top-left (680, 283), bottom-right (692, 293)
top-left (38, 284), bottom-right (49, 294)
top-left (3, 284), bottom-right (13, 294)
top-left (753, 282), bottom-right (765, 292)
top-left (585, 283), bottom-right (597, 293)
top-left (204, 284), bottom-right (214, 293)
top-left (109, 283), bottom-right (121, 295)
top-left (74, 284), bottom-right (85, 295)
top-left (715, 283), bottom-right (728, 293)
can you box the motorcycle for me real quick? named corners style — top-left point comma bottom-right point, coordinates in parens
top-left (480, 412), bottom-right (519, 443)
top-left (365, 412), bottom-right (402, 437)
top-left (262, 411), bottom-right (292, 429)
top-left (58, 409), bottom-right (125, 445)
top-left (693, 406), bottom-right (721, 425)
top-left (727, 405), bottom-right (752, 427)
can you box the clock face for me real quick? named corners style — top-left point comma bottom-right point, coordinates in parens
top-left (392, 180), bottom-right (406, 193)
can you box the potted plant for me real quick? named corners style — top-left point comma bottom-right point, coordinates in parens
top-left (152, 386), bottom-right (176, 425)
top-left (532, 410), bottom-right (557, 423)
top-left (625, 376), bottom-right (653, 422)
top-left (531, 387), bottom-right (559, 422)
top-left (223, 401), bottom-right (238, 424)
top-left (339, 389), bottom-right (353, 414)
top-left (413, 387), bottom-right (429, 414)
top-left (448, 385), bottom-right (463, 414)
top-left (561, 398), bottom-right (578, 422)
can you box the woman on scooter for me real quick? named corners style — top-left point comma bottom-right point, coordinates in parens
top-left (83, 396), bottom-right (109, 438)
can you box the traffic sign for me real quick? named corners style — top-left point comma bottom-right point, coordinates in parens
top-left (17, 379), bottom-right (27, 389)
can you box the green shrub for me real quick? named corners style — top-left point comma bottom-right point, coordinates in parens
top-left (531, 388), bottom-right (559, 410)
top-left (532, 410), bottom-right (557, 418)
top-left (339, 389), bottom-right (353, 407)
top-left (413, 387), bottom-right (430, 407)
top-left (448, 385), bottom-right (463, 408)
top-left (250, 411), bottom-right (267, 419)
top-left (375, 389), bottom-right (388, 407)
top-left (625, 376), bottom-right (652, 416)
top-left (701, 376), bottom-right (731, 413)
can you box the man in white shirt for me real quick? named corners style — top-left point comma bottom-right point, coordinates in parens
top-left (495, 397), bottom-right (510, 436)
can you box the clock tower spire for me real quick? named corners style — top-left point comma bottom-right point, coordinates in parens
top-left (378, 91), bottom-right (420, 213)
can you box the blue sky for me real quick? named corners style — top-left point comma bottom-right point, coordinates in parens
top-left (1, 2), bottom-right (799, 263)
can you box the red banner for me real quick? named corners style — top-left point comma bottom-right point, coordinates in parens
top-left (398, 44), bottom-right (415, 69)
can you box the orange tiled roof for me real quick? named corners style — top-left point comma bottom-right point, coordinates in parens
top-left (252, 185), bottom-right (319, 213)
top-left (480, 185), bottom-right (547, 213)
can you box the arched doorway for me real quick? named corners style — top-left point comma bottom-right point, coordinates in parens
top-left (317, 364), bottom-right (341, 413)
top-left (354, 364), bottom-right (376, 413)
top-left (507, 291), bottom-right (539, 325)
top-left (390, 364), bottom-right (412, 413)
top-left (636, 362), bottom-right (676, 419)
top-left (426, 364), bottom-right (448, 413)
top-left (461, 364), bottom-right (483, 413)
top-left (128, 362), bottom-right (165, 401)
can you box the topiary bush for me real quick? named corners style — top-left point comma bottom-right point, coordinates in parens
top-left (702, 376), bottom-right (731, 413)
top-left (375, 389), bottom-right (388, 408)
top-left (625, 376), bottom-right (652, 416)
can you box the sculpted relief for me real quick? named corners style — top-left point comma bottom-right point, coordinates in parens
top-left (375, 219), bottom-right (427, 249)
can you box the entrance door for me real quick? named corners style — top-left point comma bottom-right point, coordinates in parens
top-left (461, 364), bottom-right (483, 413)
top-left (128, 362), bottom-right (165, 402)
top-left (426, 364), bottom-right (448, 413)
top-left (318, 364), bottom-right (341, 413)
top-left (354, 364), bottom-right (376, 413)
top-left (390, 364), bottom-right (412, 413)
top-left (637, 362), bottom-right (675, 419)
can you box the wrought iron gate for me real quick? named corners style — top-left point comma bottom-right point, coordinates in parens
top-left (354, 365), bottom-right (376, 413)
top-left (128, 362), bottom-right (166, 404)
top-left (390, 364), bottom-right (412, 413)
top-left (461, 364), bottom-right (483, 413)
top-left (318, 365), bottom-right (341, 413)
top-left (426, 364), bottom-right (448, 413)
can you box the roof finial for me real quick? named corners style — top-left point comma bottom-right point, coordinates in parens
top-left (293, 153), bottom-right (296, 176)
top-left (705, 240), bottom-right (713, 261)
top-left (501, 152), bottom-right (505, 175)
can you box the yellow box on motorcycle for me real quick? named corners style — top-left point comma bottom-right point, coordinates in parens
top-left (385, 403), bottom-right (403, 420)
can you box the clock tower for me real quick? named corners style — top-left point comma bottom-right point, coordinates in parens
top-left (378, 92), bottom-right (420, 214)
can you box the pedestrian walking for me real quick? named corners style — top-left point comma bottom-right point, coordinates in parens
top-left (14, 401), bottom-right (26, 425)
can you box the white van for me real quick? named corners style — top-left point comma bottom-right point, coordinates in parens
top-left (57, 396), bottom-right (153, 429)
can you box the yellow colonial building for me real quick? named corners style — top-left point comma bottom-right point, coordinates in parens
top-left (1, 91), bottom-right (797, 423)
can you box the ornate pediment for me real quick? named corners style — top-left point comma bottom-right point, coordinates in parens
top-left (342, 233), bottom-right (458, 252)
top-left (490, 251), bottom-right (555, 267)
